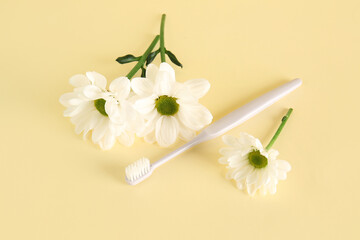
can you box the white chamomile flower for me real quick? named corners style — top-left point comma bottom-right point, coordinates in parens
top-left (219, 133), bottom-right (291, 196)
top-left (131, 62), bottom-right (213, 147)
top-left (218, 109), bottom-right (294, 196)
top-left (59, 72), bottom-right (143, 150)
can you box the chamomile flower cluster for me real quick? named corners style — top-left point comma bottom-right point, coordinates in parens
top-left (60, 14), bottom-right (213, 150)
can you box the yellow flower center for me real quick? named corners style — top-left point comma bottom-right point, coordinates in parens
top-left (155, 95), bottom-right (179, 116)
top-left (248, 150), bottom-right (268, 168)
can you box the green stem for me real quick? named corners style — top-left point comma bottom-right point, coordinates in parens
top-left (265, 108), bottom-right (293, 151)
top-left (126, 35), bottom-right (160, 79)
top-left (160, 14), bottom-right (166, 62)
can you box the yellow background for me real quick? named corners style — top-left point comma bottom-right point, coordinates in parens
top-left (1, 0), bottom-right (359, 239)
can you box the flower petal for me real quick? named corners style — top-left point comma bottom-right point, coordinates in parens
top-left (117, 131), bottom-right (135, 147)
top-left (83, 85), bottom-right (103, 100)
top-left (86, 71), bottom-right (107, 89)
top-left (178, 121), bottom-right (196, 141)
top-left (146, 64), bottom-right (159, 81)
top-left (246, 169), bottom-right (259, 185)
top-left (59, 92), bottom-right (83, 107)
top-left (69, 74), bottom-right (90, 87)
top-left (105, 97), bottom-right (120, 120)
top-left (109, 77), bottom-right (130, 100)
top-left (155, 116), bottom-right (179, 147)
top-left (92, 117), bottom-right (108, 143)
top-left (159, 62), bottom-right (176, 82)
top-left (277, 160), bottom-right (291, 172)
top-left (177, 103), bottom-right (213, 130)
top-left (134, 95), bottom-right (157, 115)
top-left (222, 135), bottom-right (242, 148)
top-left (233, 165), bottom-right (253, 181)
top-left (131, 77), bottom-right (154, 96)
top-left (184, 78), bottom-right (210, 99)
top-left (99, 131), bottom-right (116, 150)
top-left (144, 131), bottom-right (156, 143)
top-left (154, 71), bottom-right (175, 95)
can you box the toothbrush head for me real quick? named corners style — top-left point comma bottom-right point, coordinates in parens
top-left (125, 157), bottom-right (153, 185)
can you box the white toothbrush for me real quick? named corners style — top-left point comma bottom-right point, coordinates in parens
top-left (125, 78), bottom-right (302, 185)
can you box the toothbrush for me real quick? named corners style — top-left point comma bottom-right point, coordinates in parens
top-left (125, 78), bottom-right (302, 185)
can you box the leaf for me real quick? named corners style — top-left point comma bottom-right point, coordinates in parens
top-left (146, 49), bottom-right (160, 66)
top-left (141, 66), bottom-right (146, 77)
top-left (165, 50), bottom-right (183, 68)
top-left (116, 54), bottom-right (140, 64)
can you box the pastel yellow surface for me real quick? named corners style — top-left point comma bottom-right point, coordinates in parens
top-left (1, 0), bottom-right (359, 239)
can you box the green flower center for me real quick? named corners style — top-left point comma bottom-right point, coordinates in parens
top-left (248, 150), bottom-right (268, 169)
top-left (94, 98), bottom-right (108, 117)
top-left (155, 95), bottom-right (179, 116)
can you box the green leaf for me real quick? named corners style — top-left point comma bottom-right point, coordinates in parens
top-left (146, 49), bottom-right (160, 66)
top-left (165, 50), bottom-right (183, 68)
top-left (116, 54), bottom-right (140, 64)
top-left (141, 66), bottom-right (146, 77)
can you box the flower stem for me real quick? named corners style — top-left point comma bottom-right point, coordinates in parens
top-left (126, 35), bottom-right (160, 79)
top-left (160, 14), bottom-right (166, 62)
top-left (265, 108), bottom-right (293, 151)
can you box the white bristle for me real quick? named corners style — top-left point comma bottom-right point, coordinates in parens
top-left (125, 157), bottom-right (151, 182)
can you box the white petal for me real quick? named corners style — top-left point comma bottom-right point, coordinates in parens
top-left (218, 157), bottom-right (228, 164)
top-left (99, 131), bottom-right (116, 150)
top-left (178, 122), bottom-right (196, 141)
top-left (222, 135), bottom-right (242, 148)
top-left (246, 169), bottom-right (259, 185)
top-left (177, 103), bottom-right (213, 130)
top-left (236, 181), bottom-right (245, 190)
top-left (159, 62), bottom-right (176, 82)
top-left (86, 71), bottom-right (107, 89)
top-left (92, 118), bottom-right (108, 143)
top-left (247, 183), bottom-right (258, 196)
top-left (69, 74), bottom-right (90, 87)
top-left (134, 95), bottom-right (157, 115)
top-left (131, 77), bottom-right (154, 96)
top-left (117, 131), bottom-right (135, 147)
top-left (120, 100), bottom-right (144, 133)
top-left (155, 116), bottom-right (179, 147)
top-left (105, 98), bottom-right (120, 120)
top-left (184, 79), bottom-right (210, 99)
top-left (233, 165), bottom-right (253, 181)
top-left (268, 179), bottom-right (277, 194)
top-left (139, 110), bottom-right (159, 137)
top-left (219, 147), bottom-right (241, 157)
top-left (277, 160), bottom-right (291, 172)
top-left (277, 170), bottom-right (288, 180)
top-left (144, 131), bottom-right (156, 143)
top-left (239, 132), bottom-right (263, 151)
top-left (83, 85), bottom-right (103, 100)
top-left (109, 77), bottom-right (130, 100)
top-left (228, 155), bottom-right (248, 168)
top-left (59, 92), bottom-right (83, 107)
top-left (145, 64), bottom-right (159, 81)
top-left (154, 71), bottom-right (175, 95)
top-left (268, 149), bottom-right (279, 160)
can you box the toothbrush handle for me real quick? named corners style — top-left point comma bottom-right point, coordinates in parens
top-left (151, 137), bottom-right (203, 169)
top-left (202, 78), bottom-right (302, 137)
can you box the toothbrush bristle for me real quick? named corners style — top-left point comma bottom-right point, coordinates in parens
top-left (125, 157), bottom-right (151, 182)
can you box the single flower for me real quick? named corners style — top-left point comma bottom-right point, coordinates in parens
top-left (219, 132), bottom-right (291, 196)
top-left (131, 62), bottom-right (213, 147)
top-left (59, 72), bottom-right (143, 150)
